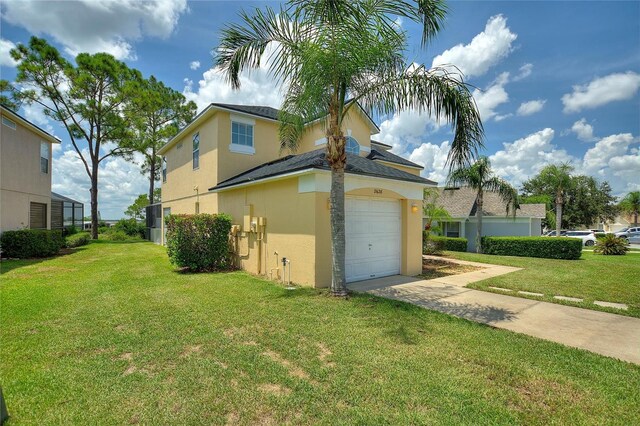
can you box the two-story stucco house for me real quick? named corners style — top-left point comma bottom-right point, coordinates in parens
top-left (158, 102), bottom-right (435, 288)
top-left (0, 105), bottom-right (60, 233)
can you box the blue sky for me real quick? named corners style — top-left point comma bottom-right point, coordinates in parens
top-left (1, 1), bottom-right (639, 218)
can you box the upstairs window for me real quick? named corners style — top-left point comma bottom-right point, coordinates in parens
top-left (40, 142), bottom-right (50, 174)
top-left (346, 136), bottom-right (360, 155)
top-left (192, 132), bottom-right (199, 169)
top-left (162, 156), bottom-right (167, 182)
top-left (232, 122), bottom-right (254, 147)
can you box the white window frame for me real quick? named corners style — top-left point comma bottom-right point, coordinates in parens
top-left (346, 136), bottom-right (360, 155)
top-left (162, 156), bottom-right (167, 182)
top-left (444, 222), bottom-right (460, 238)
top-left (40, 142), bottom-right (50, 174)
top-left (192, 132), bottom-right (199, 170)
top-left (229, 114), bottom-right (255, 155)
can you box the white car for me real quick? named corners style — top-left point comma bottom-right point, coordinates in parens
top-left (565, 230), bottom-right (597, 246)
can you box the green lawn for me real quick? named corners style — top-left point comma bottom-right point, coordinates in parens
top-left (1, 241), bottom-right (639, 424)
top-left (445, 251), bottom-right (640, 317)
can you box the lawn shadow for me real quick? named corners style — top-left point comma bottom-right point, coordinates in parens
top-left (0, 246), bottom-right (88, 275)
top-left (368, 286), bottom-right (518, 324)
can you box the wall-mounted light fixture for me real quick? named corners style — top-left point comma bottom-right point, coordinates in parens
top-left (411, 203), bottom-right (419, 213)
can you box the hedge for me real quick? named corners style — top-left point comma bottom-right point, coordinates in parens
top-left (0, 229), bottom-right (64, 258)
top-left (423, 233), bottom-right (468, 254)
top-left (112, 218), bottom-right (146, 239)
top-left (66, 232), bottom-right (91, 248)
top-left (165, 213), bottom-right (232, 271)
top-left (481, 236), bottom-right (582, 260)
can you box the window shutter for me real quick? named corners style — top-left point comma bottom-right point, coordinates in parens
top-left (30, 202), bottom-right (47, 229)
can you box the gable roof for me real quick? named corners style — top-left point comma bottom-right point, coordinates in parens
top-left (367, 148), bottom-right (423, 169)
top-left (1, 105), bottom-right (61, 144)
top-left (437, 187), bottom-right (546, 218)
top-left (371, 139), bottom-right (392, 150)
top-left (210, 103), bottom-right (280, 121)
top-left (210, 149), bottom-right (436, 191)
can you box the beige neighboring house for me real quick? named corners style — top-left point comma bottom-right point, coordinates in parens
top-left (1, 105), bottom-right (60, 233)
top-left (158, 102), bottom-right (435, 288)
top-left (428, 187), bottom-right (546, 252)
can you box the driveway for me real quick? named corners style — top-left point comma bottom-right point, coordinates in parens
top-left (348, 259), bottom-right (640, 365)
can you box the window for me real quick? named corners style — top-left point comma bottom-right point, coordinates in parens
top-left (40, 142), bottom-right (50, 174)
top-left (346, 136), bottom-right (360, 155)
top-left (192, 132), bottom-right (199, 169)
top-left (2, 117), bottom-right (16, 130)
top-left (444, 222), bottom-right (460, 238)
top-left (230, 121), bottom-right (256, 155)
top-left (162, 157), bottom-right (167, 182)
top-left (30, 202), bottom-right (47, 229)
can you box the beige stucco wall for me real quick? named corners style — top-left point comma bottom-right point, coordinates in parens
top-left (0, 109), bottom-right (55, 232)
top-left (218, 178), bottom-right (317, 287)
top-left (374, 161), bottom-right (422, 176)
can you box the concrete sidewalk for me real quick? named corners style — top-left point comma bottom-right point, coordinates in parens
top-left (349, 261), bottom-right (640, 365)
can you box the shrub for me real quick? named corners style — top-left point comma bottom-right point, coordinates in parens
top-left (65, 225), bottom-right (79, 235)
top-left (423, 232), bottom-right (467, 254)
top-left (103, 230), bottom-right (129, 241)
top-left (66, 232), bottom-right (90, 248)
top-left (482, 236), bottom-right (582, 260)
top-left (165, 213), bottom-right (232, 271)
top-left (594, 232), bottom-right (607, 239)
top-left (594, 234), bottom-right (629, 256)
top-left (0, 229), bottom-right (64, 258)
top-left (113, 218), bottom-right (145, 238)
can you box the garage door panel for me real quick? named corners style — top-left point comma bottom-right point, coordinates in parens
top-left (346, 196), bottom-right (401, 283)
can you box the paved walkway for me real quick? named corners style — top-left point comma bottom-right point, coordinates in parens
top-left (348, 258), bottom-right (640, 365)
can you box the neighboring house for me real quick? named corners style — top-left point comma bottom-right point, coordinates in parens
top-left (51, 192), bottom-right (84, 231)
top-left (427, 187), bottom-right (546, 252)
top-left (597, 214), bottom-right (634, 233)
top-left (158, 102), bottom-right (434, 287)
top-left (0, 105), bottom-right (60, 233)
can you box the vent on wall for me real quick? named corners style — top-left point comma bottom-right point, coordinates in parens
top-left (2, 117), bottom-right (16, 130)
top-left (177, 142), bottom-right (183, 149)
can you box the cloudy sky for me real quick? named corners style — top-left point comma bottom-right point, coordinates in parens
top-left (1, 0), bottom-right (639, 218)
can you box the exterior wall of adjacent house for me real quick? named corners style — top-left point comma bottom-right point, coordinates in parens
top-left (0, 109), bottom-right (56, 233)
top-left (464, 217), bottom-right (541, 252)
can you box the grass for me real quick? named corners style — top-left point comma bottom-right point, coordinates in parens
top-left (1, 241), bottom-right (639, 424)
top-left (444, 251), bottom-right (640, 317)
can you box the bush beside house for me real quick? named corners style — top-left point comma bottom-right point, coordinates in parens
top-left (0, 229), bottom-right (64, 258)
top-left (482, 236), bottom-right (582, 260)
top-left (66, 232), bottom-right (91, 248)
top-left (165, 213), bottom-right (232, 271)
top-left (423, 232), bottom-right (468, 254)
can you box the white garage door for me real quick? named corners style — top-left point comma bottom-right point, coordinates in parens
top-left (345, 197), bottom-right (401, 283)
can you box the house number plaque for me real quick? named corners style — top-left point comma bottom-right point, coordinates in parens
top-left (374, 189), bottom-right (383, 194)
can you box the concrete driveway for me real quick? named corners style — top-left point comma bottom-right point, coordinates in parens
top-left (348, 260), bottom-right (640, 365)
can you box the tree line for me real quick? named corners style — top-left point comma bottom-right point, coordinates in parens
top-left (2, 37), bottom-right (196, 239)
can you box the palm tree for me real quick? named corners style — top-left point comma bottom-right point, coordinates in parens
top-left (620, 191), bottom-right (640, 226)
top-left (216, 0), bottom-right (484, 296)
top-left (448, 157), bottom-right (518, 253)
top-left (423, 188), bottom-right (451, 238)
top-left (536, 164), bottom-right (573, 236)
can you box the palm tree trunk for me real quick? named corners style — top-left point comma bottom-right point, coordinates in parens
top-left (476, 190), bottom-right (483, 253)
top-left (329, 168), bottom-right (347, 296)
top-left (555, 195), bottom-right (563, 237)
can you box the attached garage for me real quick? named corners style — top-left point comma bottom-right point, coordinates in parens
top-left (345, 196), bottom-right (401, 283)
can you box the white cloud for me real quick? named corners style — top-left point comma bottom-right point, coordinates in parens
top-left (21, 103), bottom-right (56, 136)
top-left (189, 60), bottom-right (201, 70)
top-left (562, 71), bottom-right (640, 113)
top-left (431, 15), bottom-right (517, 79)
top-left (52, 149), bottom-right (150, 219)
top-left (1, 0), bottom-right (188, 60)
top-left (472, 72), bottom-right (510, 121)
top-left (0, 38), bottom-right (18, 67)
top-left (377, 110), bottom-right (442, 154)
top-left (571, 118), bottom-right (596, 142)
top-left (407, 141), bottom-right (452, 185)
top-left (516, 99), bottom-right (546, 116)
top-left (183, 44), bottom-right (283, 112)
top-left (489, 128), bottom-right (576, 187)
top-left (513, 63), bottom-right (533, 81)
top-left (582, 133), bottom-right (637, 176)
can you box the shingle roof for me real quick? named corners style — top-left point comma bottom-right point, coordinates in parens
top-left (436, 187), bottom-right (545, 218)
top-left (367, 148), bottom-right (424, 169)
top-left (211, 103), bottom-right (280, 120)
top-left (210, 149), bottom-right (436, 191)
